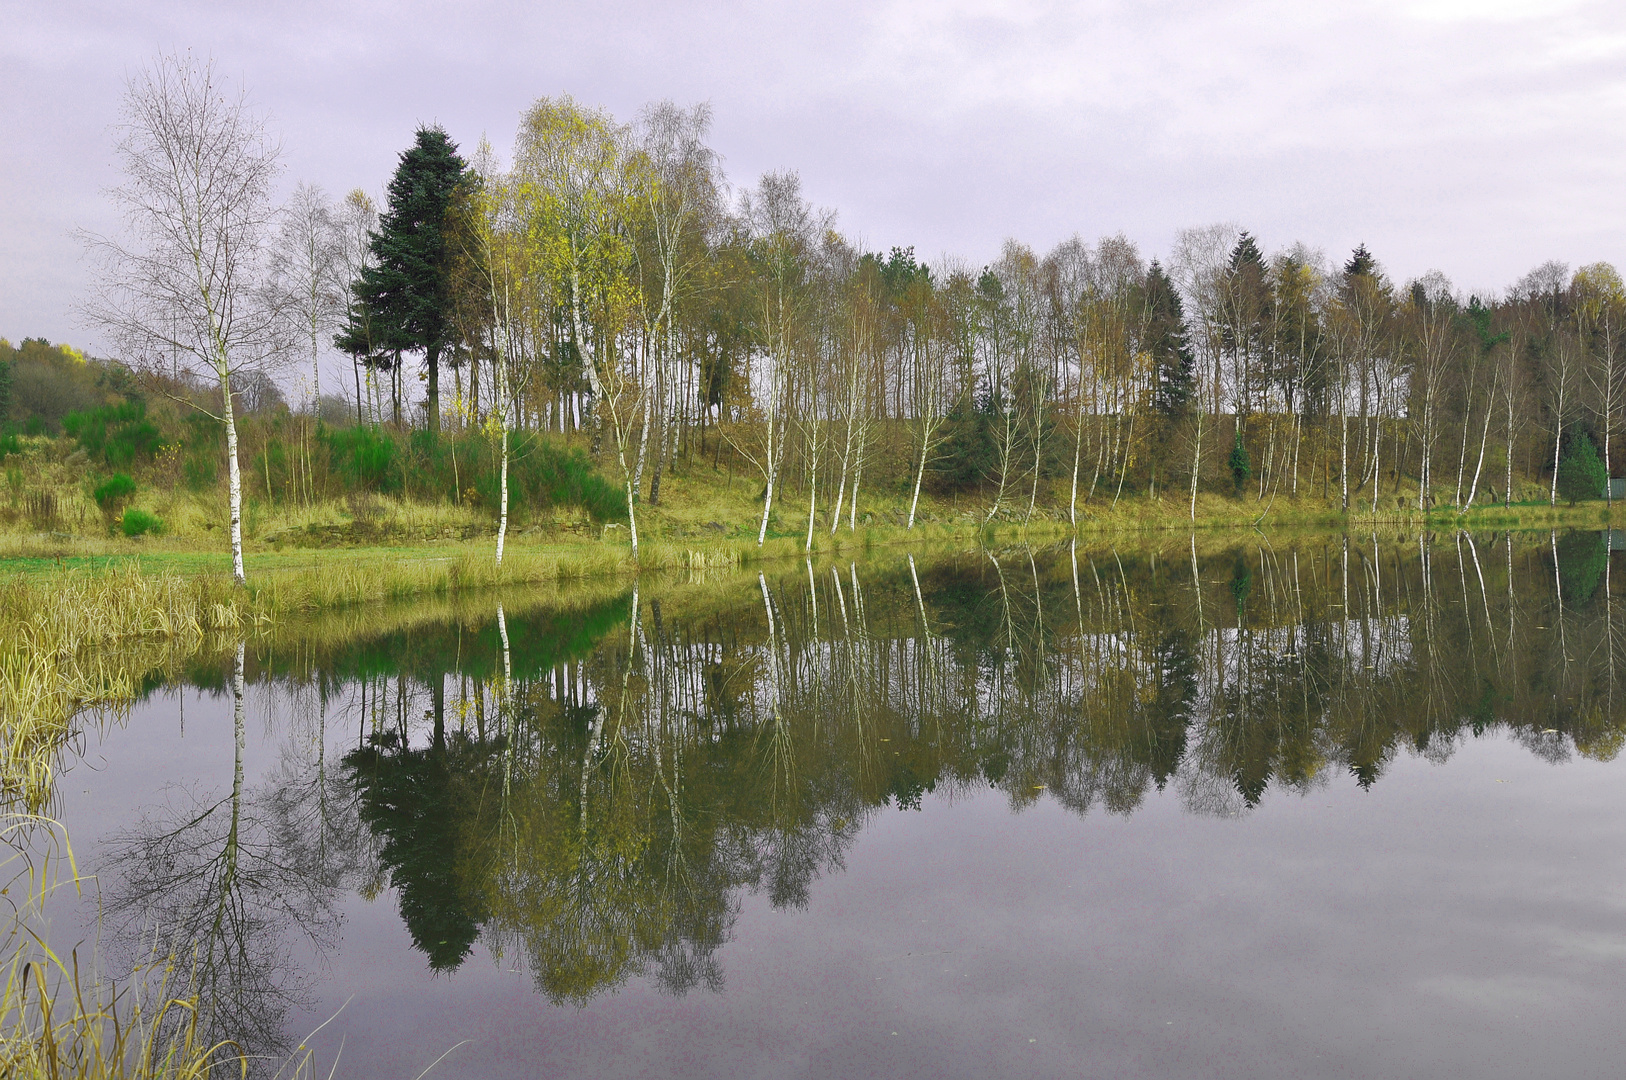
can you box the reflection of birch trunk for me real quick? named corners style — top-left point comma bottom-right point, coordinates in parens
top-left (210, 641), bottom-right (248, 965)
top-left (1552, 531), bottom-right (1569, 662)
top-left (1465, 532), bottom-right (1497, 662)
top-left (759, 573), bottom-right (797, 798)
top-left (498, 603), bottom-right (513, 802)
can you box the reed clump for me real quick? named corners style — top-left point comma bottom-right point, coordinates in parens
top-left (0, 569), bottom-right (245, 810)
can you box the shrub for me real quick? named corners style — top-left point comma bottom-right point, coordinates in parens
top-left (322, 424), bottom-right (400, 493)
top-left (471, 435), bottom-right (625, 522)
top-left (63, 399), bottom-right (163, 468)
top-left (1556, 432), bottom-right (1607, 505)
top-left (93, 473), bottom-right (137, 512)
top-left (0, 432), bottom-right (19, 458)
top-left (120, 508), bottom-right (163, 536)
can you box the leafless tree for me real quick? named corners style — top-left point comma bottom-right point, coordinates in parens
top-left (332, 189), bottom-right (379, 423)
top-left (271, 181), bottom-right (340, 406)
top-left (81, 53), bottom-right (284, 585)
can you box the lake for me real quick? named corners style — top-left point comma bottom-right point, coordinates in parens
top-left (25, 532), bottom-right (1626, 1078)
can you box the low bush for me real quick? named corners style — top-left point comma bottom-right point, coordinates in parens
top-left (92, 472), bottom-right (136, 511)
top-left (120, 508), bottom-right (163, 536)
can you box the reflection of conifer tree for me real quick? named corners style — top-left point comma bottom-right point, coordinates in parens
top-left (258, 537), bottom-right (1626, 1008)
top-left (343, 724), bottom-right (497, 971)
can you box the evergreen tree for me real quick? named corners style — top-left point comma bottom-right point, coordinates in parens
top-left (351, 126), bottom-right (468, 433)
top-left (1229, 231), bottom-right (1265, 274)
top-left (1228, 425), bottom-right (1252, 493)
top-left (1556, 430), bottom-right (1607, 505)
top-left (1344, 243), bottom-right (1376, 278)
top-left (1143, 259), bottom-right (1194, 415)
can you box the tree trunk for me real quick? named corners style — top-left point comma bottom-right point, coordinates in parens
top-left (495, 426), bottom-right (509, 565)
top-left (908, 427), bottom-right (930, 529)
top-left (1551, 381), bottom-right (1565, 506)
top-left (221, 367), bottom-right (246, 587)
top-left (426, 342), bottom-right (441, 435)
top-left (804, 429), bottom-right (819, 553)
top-left (849, 450), bottom-right (863, 531)
top-left (1188, 409), bottom-right (1204, 522)
top-left (758, 466), bottom-right (776, 545)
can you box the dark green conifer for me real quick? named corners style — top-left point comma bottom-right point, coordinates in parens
top-left (347, 126), bottom-right (468, 434)
top-left (1344, 243), bottom-right (1376, 278)
top-left (1228, 426), bottom-right (1252, 493)
top-left (1143, 260), bottom-right (1194, 416)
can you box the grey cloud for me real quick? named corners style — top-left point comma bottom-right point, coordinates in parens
top-left (3, 0), bottom-right (1624, 352)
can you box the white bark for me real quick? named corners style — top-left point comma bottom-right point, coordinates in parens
top-left (80, 54), bottom-right (284, 588)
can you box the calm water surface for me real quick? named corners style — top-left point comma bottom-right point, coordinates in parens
top-left (38, 533), bottom-right (1626, 1078)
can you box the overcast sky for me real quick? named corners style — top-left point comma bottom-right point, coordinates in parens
top-left (5, 0), bottom-right (1625, 355)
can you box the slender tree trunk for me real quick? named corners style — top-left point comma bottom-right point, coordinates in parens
top-left (495, 427), bottom-right (509, 565)
top-left (220, 367), bottom-right (246, 587)
top-left (757, 413), bottom-right (778, 546)
top-left (1189, 409), bottom-right (1204, 522)
top-left (1069, 411), bottom-right (1084, 524)
top-left (1551, 383), bottom-right (1565, 506)
top-left (1467, 378), bottom-right (1495, 507)
top-left (1454, 399), bottom-right (1471, 507)
top-left (1371, 405), bottom-right (1382, 515)
top-left (353, 355), bottom-right (364, 425)
top-left (805, 427), bottom-right (819, 553)
top-left (426, 343), bottom-right (441, 435)
top-left (1340, 392), bottom-right (1349, 512)
top-left (849, 446), bottom-right (863, 531)
top-left (908, 428), bottom-right (930, 529)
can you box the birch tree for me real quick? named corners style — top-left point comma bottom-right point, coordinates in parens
top-left (628, 102), bottom-right (722, 507)
top-left (82, 53), bottom-right (284, 586)
top-left (1171, 225), bottom-right (1235, 520)
top-left (271, 182), bottom-right (340, 407)
top-left (460, 148), bottom-right (528, 564)
top-left (1576, 262), bottom-right (1625, 501)
top-left (517, 98), bottom-right (644, 556)
top-left (737, 172), bottom-right (823, 546)
top-left (333, 189), bottom-right (379, 423)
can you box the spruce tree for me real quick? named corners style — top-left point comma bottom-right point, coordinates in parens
top-left (352, 126), bottom-right (467, 433)
top-left (1143, 260), bottom-right (1194, 416)
top-left (1344, 243), bottom-right (1376, 278)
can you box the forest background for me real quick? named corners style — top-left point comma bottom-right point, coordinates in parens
top-left (5, 58), bottom-right (1624, 579)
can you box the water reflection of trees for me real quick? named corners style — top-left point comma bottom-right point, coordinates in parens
top-left (102, 533), bottom-right (1626, 1025)
top-left (329, 532), bottom-right (1626, 1006)
top-left (100, 643), bottom-right (359, 1074)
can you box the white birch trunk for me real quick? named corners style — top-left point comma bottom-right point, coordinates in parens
top-left (220, 366), bottom-right (246, 587)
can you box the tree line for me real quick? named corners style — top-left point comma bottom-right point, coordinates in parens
top-left (83, 55), bottom-right (1626, 577)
